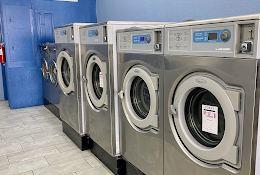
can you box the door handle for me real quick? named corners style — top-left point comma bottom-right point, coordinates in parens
top-left (118, 91), bottom-right (124, 99)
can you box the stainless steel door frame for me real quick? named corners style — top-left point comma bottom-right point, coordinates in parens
top-left (81, 44), bottom-right (117, 156)
top-left (117, 52), bottom-right (164, 175)
top-left (164, 55), bottom-right (258, 175)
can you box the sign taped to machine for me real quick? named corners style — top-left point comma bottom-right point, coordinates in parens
top-left (202, 105), bottom-right (218, 135)
top-left (99, 72), bottom-right (103, 88)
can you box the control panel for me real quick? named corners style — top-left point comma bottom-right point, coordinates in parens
top-left (55, 26), bottom-right (75, 43)
top-left (118, 30), bottom-right (163, 53)
top-left (169, 30), bottom-right (190, 51)
top-left (80, 25), bottom-right (107, 44)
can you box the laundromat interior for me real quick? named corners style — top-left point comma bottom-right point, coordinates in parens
top-left (1, 0), bottom-right (260, 175)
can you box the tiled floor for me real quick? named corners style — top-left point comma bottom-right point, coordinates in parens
top-left (0, 101), bottom-right (114, 175)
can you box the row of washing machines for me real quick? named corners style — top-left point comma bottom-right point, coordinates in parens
top-left (40, 14), bottom-right (260, 175)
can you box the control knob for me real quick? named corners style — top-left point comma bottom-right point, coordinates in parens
top-left (221, 30), bottom-right (230, 42)
top-left (145, 35), bottom-right (151, 43)
top-left (95, 30), bottom-right (98, 36)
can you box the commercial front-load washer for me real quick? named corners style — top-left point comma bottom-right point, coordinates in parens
top-left (47, 42), bottom-right (60, 117)
top-left (117, 26), bottom-right (164, 175)
top-left (55, 23), bottom-right (92, 149)
top-left (164, 14), bottom-right (260, 175)
top-left (40, 43), bottom-right (50, 104)
top-left (80, 22), bottom-right (168, 160)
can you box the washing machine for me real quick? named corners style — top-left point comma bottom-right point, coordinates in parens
top-left (164, 14), bottom-right (260, 175)
top-left (80, 22), bottom-right (168, 159)
top-left (116, 26), bottom-right (164, 175)
top-left (40, 43), bottom-right (50, 104)
top-left (47, 42), bottom-right (60, 116)
top-left (55, 23), bottom-right (92, 148)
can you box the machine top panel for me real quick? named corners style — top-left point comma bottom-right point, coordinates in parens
top-left (165, 20), bottom-right (258, 58)
top-left (55, 23), bottom-right (93, 44)
top-left (165, 13), bottom-right (260, 28)
top-left (117, 28), bottom-right (164, 54)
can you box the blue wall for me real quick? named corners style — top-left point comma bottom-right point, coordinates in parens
top-left (0, 0), bottom-right (96, 109)
top-left (96, 0), bottom-right (260, 22)
top-left (32, 0), bottom-right (97, 27)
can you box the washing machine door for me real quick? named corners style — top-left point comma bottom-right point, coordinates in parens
top-left (57, 51), bottom-right (74, 95)
top-left (49, 60), bottom-right (58, 87)
top-left (119, 65), bottom-right (159, 132)
top-left (85, 55), bottom-right (107, 109)
top-left (171, 73), bottom-right (242, 165)
top-left (41, 58), bottom-right (48, 81)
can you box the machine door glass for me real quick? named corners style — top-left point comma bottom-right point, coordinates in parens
top-left (119, 65), bottom-right (159, 132)
top-left (171, 73), bottom-right (242, 166)
top-left (41, 58), bottom-right (48, 81)
top-left (85, 55), bottom-right (107, 109)
top-left (49, 60), bottom-right (58, 87)
top-left (57, 50), bottom-right (74, 95)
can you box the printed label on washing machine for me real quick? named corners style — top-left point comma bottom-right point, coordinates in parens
top-left (99, 72), bottom-right (103, 88)
top-left (0, 48), bottom-right (2, 55)
top-left (202, 105), bottom-right (218, 135)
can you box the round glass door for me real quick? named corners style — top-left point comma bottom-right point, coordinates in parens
top-left (85, 55), bottom-right (107, 109)
top-left (171, 73), bottom-right (241, 163)
top-left (119, 65), bottom-right (158, 131)
top-left (130, 77), bottom-right (151, 120)
top-left (49, 60), bottom-right (58, 86)
top-left (41, 58), bottom-right (48, 81)
top-left (185, 87), bottom-right (225, 147)
top-left (57, 51), bottom-right (74, 94)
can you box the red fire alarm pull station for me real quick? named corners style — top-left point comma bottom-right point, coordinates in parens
top-left (0, 43), bottom-right (6, 63)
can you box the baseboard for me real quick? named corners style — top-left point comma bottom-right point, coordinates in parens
top-left (62, 121), bottom-right (90, 151)
top-left (44, 102), bottom-right (60, 119)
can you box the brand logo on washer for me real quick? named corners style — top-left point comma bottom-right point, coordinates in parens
top-left (195, 78), bottom-right (207, 85)
top-left (93, 57), bottom-right (96, 60)
top-left (134, 69), bottom-right (140, 73)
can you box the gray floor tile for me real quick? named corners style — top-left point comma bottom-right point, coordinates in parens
top-left (33, 158), bottom-right (91, 175)
top-left (12, 122), bottom-right (51, 131)
top-left (23, 118), bottom-right (60, 125)
top-left (55, 141), bottom-right (78, 152)
top-left (0, 127), bottom-right (13, 134)
top-left (15, 171), bottom-right (33, 175)
top-left (31, 130), bottom-right (65, 140)
top-left (8, 145), bottom-right (59, 163)
top-left (1, 128), bottom-right (43, 139)
top-left (0, 157), bottom-right (49, 175)
top-left (0, 135), bottom-right (34, 145)
top-left (21, 136), bottom-right (68, 151)
top-left (0, 143), bottom-right (23, 156)
top-left (76, 165), bottom-right (114, 175)
top-left (84, 155), bottom-right (102, 167)
top-left (0, 155), bottom-right (9, 167)
top-left (45, 149), bottom-right (91, 165)
top-left (41, 125), bottom-right (62, 132)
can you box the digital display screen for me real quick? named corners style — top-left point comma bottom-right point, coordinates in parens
top-left (208, 33), bottom-right (218, 40)
top-left (140, 37), bottom-right (145, 42)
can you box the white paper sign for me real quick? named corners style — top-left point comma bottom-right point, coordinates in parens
top-left (99, 72), bottom-right (103, 88)
top-left (0, 49), bottom-right (3, 55)
top-left (202, 105), bottom-right (218, 135)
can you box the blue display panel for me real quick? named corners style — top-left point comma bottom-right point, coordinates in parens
top-left (193, 29), bottom-right (231, 43)
top-left (133, 34), bottom-right (150, 44)
top-left (60, 30), bottom-right (66, 36)
top-left (88, 29), bottom-right (98, 37)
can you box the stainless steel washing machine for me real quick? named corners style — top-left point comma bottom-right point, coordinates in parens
top-left (55, 23), bottom-right (92, 138)
top-left (80, 22), bottom-right (169, 158)
top-left (117, 26), bottom-right (164, 175)
top-left (40, 43), bottom-right (50, 104)
top-left (47, 43), bottom-right (60, 110)
top-left (164, 14), bottom-right (260, 175)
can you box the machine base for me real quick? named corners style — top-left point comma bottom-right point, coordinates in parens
top-left (44, 102), bottom-right (60, 119)
top-left (89, 138), bottom-right (144, 175)
top-left (62, 121), bottom-right (90, 151)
